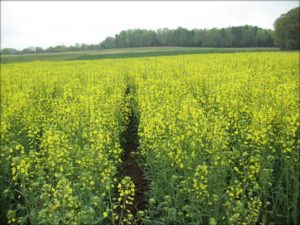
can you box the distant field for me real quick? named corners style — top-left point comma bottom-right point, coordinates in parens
top-left (0, 47), bottom-right (279, 63)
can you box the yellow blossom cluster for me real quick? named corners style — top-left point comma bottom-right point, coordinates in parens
top-left (1, 61), bottom-right (129, 224)
top-left (1, 52), bottom-right (299, 225)
top-left (134, 53), bottom-right (299, 224)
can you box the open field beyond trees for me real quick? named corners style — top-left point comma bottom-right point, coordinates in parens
top-left (0, 47), bottom-right (279, 64)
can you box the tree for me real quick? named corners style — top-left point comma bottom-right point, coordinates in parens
top-left (255, 29), bottom-right (274, 47)
top-left (221, 28), bottom-right (234, 47)
top-left (36, 47), bottom-right (44, 53)
top-left (231, 27), bottom-right (244, 47)
top-left (172, 27), bottom-right (193, 46)
top-left (115, 31), bottom-right (129, 48)
top-left (157, 28), bottom-right (174, 46)
top-left (274, 7), bottom-right (300, 49)
top-left (101, 37), bottom-right (116, 49)
top-left (203, 28), bottom-right (222, 47)
top-left (1, 48), bottom-right (18, 55)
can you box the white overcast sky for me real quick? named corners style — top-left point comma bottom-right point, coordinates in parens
top-left (1, 1), bottom-right (299, 50)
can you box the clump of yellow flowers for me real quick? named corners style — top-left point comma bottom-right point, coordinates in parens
top-left (1, 52), bottom-right (299, 225)
top-left (1, 61), bottom-right (129, 224)
top-left (136, 53), bottom-right (299, 224)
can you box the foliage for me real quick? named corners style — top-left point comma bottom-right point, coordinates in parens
top-left (109, 26), bottom-right (274, 49)
top-left (1, 26), bottom-right (275, 55)
top-left (274, 7), bottom-right (300, 49)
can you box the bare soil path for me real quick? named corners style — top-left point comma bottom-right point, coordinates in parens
top-left (119, 87), bottom-right (148, 217)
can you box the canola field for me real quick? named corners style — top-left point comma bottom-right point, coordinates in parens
top-left (1, 53), bottom-right (299, 225)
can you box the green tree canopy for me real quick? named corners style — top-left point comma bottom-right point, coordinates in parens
top-left (1, 25), bottom-right (276, 55)
top-left (274, 7), bottom-right (300, 49)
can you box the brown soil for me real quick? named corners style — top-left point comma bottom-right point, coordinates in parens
top-left (118, 91), bottom-right (149, 218)
top-left (119, 143), bottom-right (148, 215)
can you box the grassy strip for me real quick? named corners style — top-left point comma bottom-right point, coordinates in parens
top-left (0, 47), bottom-right (279, 64)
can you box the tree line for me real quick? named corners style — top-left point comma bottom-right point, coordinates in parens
top-left (1, 43), bottom-right (103, 55)
top-left (101, 26), bottom-right (274, 49)
top-left (1, 7), bottom-right (298, 55)
top-left (1, 25), bottom-right (274, 55)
